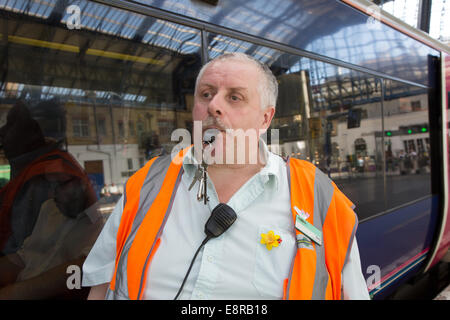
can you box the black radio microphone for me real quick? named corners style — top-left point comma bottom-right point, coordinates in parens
top-left (174, 203), bottom-right (237, 300)
top-left (204, 203), bottom-right (237, 239)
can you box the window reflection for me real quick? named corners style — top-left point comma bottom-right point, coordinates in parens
top-left (0, 1), bottom-right (201, 299)
top-left (207, 33), bottom-right (389, 220)
top-left (383, 80), bottom-right (431, 210)
top-left (207, 32), bottom-right (432, 220)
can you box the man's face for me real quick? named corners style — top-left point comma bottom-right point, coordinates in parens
top-left (192, 59), bottom-right (275, 164)
top-left (55, 178), bottom-right (86, 218)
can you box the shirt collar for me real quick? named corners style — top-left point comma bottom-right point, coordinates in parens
top-left (182, 138), bottom-right (281, 191)
top-left (81, 202), bottom-right (103, 224)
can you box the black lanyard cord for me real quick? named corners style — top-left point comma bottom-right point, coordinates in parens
top-left (173, 203), bottom-right (237, 300)
top-left (173, 236), bottom-right (211, 300)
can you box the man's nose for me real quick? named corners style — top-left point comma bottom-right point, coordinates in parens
top-left (207, 93), bottom-right (224, 117)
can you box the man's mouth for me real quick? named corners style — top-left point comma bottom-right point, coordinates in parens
top-left (203, 128), bottom-right (221, 145)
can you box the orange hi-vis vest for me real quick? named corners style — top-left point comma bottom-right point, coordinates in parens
top-left (106, 149), bottom-right (358, 300)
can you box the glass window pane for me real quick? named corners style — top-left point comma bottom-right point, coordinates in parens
top-left (206, 32), bottom-right (383, 220)
top-left (0, 1), bottom-right (201, 299)
top-left (383, 80), bottom-right (431, 210)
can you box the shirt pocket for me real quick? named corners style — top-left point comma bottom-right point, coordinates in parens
top-left (252, 225), bottom-right (294, 299)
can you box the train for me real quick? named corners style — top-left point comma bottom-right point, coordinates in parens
top-left (0, 0), bottom-right (449, 299)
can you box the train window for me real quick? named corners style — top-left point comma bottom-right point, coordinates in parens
top-left (383, 80), bottom-right (431, 210)
top-left (0, 1), bottom-right (201, 299)
top-left (206, 32), bottom-right (384, 220)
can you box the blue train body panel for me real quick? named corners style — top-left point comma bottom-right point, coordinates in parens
top-left (356, 195), bottom-right (439, 299)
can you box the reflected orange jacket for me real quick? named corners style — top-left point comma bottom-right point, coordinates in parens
top-left (107, 149), bottom-right (357, 300)
top-left (0, 148), bottom-right (96, 250)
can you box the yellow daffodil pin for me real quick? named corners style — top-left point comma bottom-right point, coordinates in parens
top-left (260, 230), bottom-right (282, 251)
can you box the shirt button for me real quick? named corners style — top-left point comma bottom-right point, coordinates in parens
top-left (196, 292), bottom-right (204, 299)
top-left (207, 255), bottom-right (214, 262)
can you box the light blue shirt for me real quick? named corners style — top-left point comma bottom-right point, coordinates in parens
top-left (82, 142), bottom-right (370, 300)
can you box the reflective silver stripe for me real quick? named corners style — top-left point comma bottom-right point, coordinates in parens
top-left (105, 288), bottom-right (126, 300)
top-left (107, 155), bottom-right (177, 300)
top-left (311, 168), bottom-right (334, 300)
top-left (285, 159), bottom-right (295, 299)
top-left (341, 212), bottom-right (358, 300)
top-left (136, 164), bottom-right (183, 299)
top-left (130, 155), bottom-right (172, 237)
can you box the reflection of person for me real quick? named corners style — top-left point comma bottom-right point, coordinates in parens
top-left (0, 100), bottom-right (102, 299)
top-left (418, 151), bottom-right (430, 172)
top-left (144, 131), bottom-right (163, 160)
top-left (398, 150), bottom-right (406, 175)
top-left (385, 144), bottom-right (393, 172)
top-left (83, 53), bottom-right (369, 300)
top-left (409, 150), bottom-right (418, 174)
top-left (0, 179), bottom-right (103, 299)
top-left (357, 157), bottom-right (364, 173)
top-left (108, 183), bottom-right (118, 195)
top-left (100, 184), bottom-right (110, 198)
top-left (108, 183), bottom-right (121, 202)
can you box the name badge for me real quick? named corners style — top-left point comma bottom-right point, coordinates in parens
top-left (295, 214), bottom-right (322, 246)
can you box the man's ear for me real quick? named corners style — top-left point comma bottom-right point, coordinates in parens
top-left (261, 106), bottom-right (275, 132)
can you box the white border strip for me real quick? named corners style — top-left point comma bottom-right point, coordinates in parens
top-left (424, 53), bottom-right (449, 272)
top-left (370, 253), bottom-right (428, 297)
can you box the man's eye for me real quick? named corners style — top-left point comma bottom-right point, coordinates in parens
top-left (230, 95), bottom-right (241, 101)
top-left (202, 92), bottom-right (212, 99)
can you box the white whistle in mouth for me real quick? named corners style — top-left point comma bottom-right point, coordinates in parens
top-left (203, 128), bottom-right (219, 145)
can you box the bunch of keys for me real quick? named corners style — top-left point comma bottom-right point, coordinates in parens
top-left (188, 161), bottom-right (209, 204)
top-left (188, 130), bottom-right (216, 204)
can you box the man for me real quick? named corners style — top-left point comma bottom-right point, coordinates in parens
top-left (0, 101), bottom-right (97, 255)
top-left (0, 177), bottom-right (103, 299)
top-left (0, 101), bottom-right (100, 299)
top-left (82, 53), bottom-right (370, 300)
